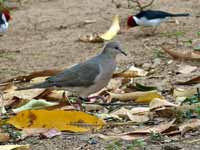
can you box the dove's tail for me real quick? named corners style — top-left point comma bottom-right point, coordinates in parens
top-left (170, 13), bottom-right (190, 17)
top-left (17, 82), bottom-right (51, 90)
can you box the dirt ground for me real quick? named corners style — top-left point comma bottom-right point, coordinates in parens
top-left (0, 0), bottom-right (200, 149)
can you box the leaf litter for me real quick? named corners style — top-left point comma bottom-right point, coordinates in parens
top-left (0, 63), bottom-right (199, 143)
top-left (0, 37), bottom-right (199, 148)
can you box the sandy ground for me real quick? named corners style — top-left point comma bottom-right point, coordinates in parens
top-left (0, 0), bottom-right (200, 149)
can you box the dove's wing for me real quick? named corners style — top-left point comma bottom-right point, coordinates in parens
top-left (46, 61), bottom-right (100, 87)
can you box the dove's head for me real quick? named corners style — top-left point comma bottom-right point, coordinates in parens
top-left (102, 41), bottom-right (127, 58)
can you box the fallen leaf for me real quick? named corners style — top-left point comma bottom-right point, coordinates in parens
top-left (3, 89), bottom-right (46, 101)
top-left (106, 78), bottom-right (122, 90)
top-left (0, 69), bottom-right (61, 84)
top-left (135, 92), bottom-right (163, 103)
top-left (0, 145), bottom-right (29, 150)
top-left (0, 132), bottom-right (10, 142)
top-left (7, 110), bottom-right (105, 132)
top-left (30, 77), bottom-right (48, 85)
top-left (108, 90), bottom-right (157, 102)
top-left (98, 119), bottom-right (176, 140)
top-left (149, 98), bottom-right (178, 110)
top-left (126, 113), bottom-right (149, 123)
top-left (78, 32), bottom-right (103, 43)
top-left (1, 84), bottom-right (17, 93)
top-left (176, 76), bottom-right (200, 85)
top-left (179, 119), bottom-right (200, 135)
top-left (177, 64), bottom-right (197, 74)
top-left (100, 15), bottom-right (120, 40)
top-left (113, 65), bottom-right (147, 78)
top-left (21, 128), bottom-right (61, 139)
top-left (173, 87), bottom-right (197, 98)
top-left (12, 99), bottom-right (58, 113)
top-left (125, 119), bottom-right (176, 134)
top-left (110, 107), bottom-right (150, 123)
top-left (35, 89), bottom-right (70, 102)
top-left (161, 46), bottom-right (200, 60)
top-left (135, 83), bottom-right (157, 91)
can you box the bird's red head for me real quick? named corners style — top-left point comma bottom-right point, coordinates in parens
top-left (127, 16), bottom-right (137, 29)
top-left (2, 10), bottom-right (11, 22)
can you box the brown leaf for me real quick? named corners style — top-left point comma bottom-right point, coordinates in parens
top-left (176, 76), bottom-right (200, 85)
top-left (98, 119), bottom-right (176, 141)
top-left (22, 128), bottom-right (61, 139)
top-left (0, 132), bottom-right (10, 142)
top-left (149, 98), bottom-right (178, 110)
top-left (79, 33), bottom-right (103, 43)
top-left (3, 89), bottom-right (46, 101)
top-left (179, 119), bottom-right (200, 135)
top-left (1, 69), bottom-right (62, 84)
top-left (161, 46), bottom-right (200, 60)
top-left (113, 65), bottom-right (147, 78)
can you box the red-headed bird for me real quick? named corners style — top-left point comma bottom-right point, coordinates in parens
top-left (0, 9), bottom-right (11, 33)
top-left (127, 10), bottom-right (189, 30)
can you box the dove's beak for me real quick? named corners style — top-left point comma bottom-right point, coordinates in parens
top-left (120, 49), bottom-right (127, 56)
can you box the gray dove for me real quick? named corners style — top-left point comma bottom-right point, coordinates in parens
top-left (18, 41), bottom-right (127, 98)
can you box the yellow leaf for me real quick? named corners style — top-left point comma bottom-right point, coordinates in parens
top-left (100, 15), bottom-right (120, 40)
top-left (7, 110), bottom-right (105, 132)
top-left (135, 92), bottom-right (163, 103)
top-left (30, 77), bottom-right (48, 84)
top-left (0, 145), bottom-right (29, 150)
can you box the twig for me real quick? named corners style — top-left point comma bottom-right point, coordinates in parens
top-left (84, 102), bottom-right (148, 107)
top-left (129, 0), bottom-right (154, 11)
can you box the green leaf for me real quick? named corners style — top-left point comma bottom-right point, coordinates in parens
top-left (193, 44), bottom-right (200, 51)
top-left (135, 83), bottom-right (158, 91)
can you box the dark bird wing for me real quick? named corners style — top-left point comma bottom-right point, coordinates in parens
top-left (0, 13), bottom-right (6, 25)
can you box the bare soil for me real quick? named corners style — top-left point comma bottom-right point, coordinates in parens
top-left (0, 0), bottom-right (200, 149)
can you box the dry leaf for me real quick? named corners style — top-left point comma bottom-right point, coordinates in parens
top-left (78, 32), bottom-right (103, 43)
top-left (98, 119), bottom-right (175, 141)
top-left (179, 119), bottom-right (200, 135)
top-left (173, 87), bottom-right (197, 98)
top-left (110, 107), bottom-right (149, 123)
top-left (8, 110), bottom-right (105, 132)
top-left (21, 128), bottom-right (61, 139)
top-left (177, 64), bottom-right (197, 74)
top-left (0, 145), bottom-right (29, 150)
top-left (125, 119), bottom-right (176, 134)
top-left (113, 65), bottom-right (147, 78)
top-left (3, 89), bottom-right (46, 100)
top-left (12, 99), bottom-right (58, 113)
top-left (30, 77), bottom-right (48, 85)
top-left (135, 92), bottom-right (163, 103)
top-left (1, 69), bottom-right (61, 84)
top-left (0, 132), bottom-right (10, 142)
top-left (106, 78), bottom-right (122, 90)
top-left (1, 84), bottom-right (17, 93)
top-left (126, 113), bottom-right (149, 123)
top-left (149, 98), bottom-right (178, 110)
top-left (108, 90), bottom-right (157, 102)
top-left (176, 76), bottom-right (200, 85)
top-left (100, 15), bottom-right (120, 40)
top-left (79, 15), bottom-right (120, 42)
top-left (161, 46), bottom-right (200, 60)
